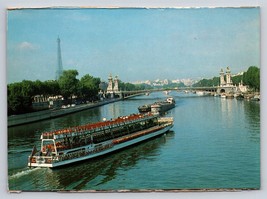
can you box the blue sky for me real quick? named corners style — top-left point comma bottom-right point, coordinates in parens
top-left (7, 7), bottom-right (260, 83)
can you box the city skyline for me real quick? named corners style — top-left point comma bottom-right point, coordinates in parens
top-left (7, 7), bottom-right (260, 83)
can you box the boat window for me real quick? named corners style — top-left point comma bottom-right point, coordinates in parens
top-left (66, 148), bottom-right (85, 154)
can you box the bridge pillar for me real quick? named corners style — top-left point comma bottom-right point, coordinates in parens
top-left (113, 76), bottom-right (119, 93)
top-left (120, 92), bottom-right (124, 99)
top-left (107, 74), bottom-right (113, 94)
top-left (220, 68), bottom-right (226, 87)
top-left (114, 91), bottom-right (123, 99)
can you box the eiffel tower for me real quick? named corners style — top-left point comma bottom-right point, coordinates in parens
top-left (55, 36), bottom-right (63, 80)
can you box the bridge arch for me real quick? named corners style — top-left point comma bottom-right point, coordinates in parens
top-left (220, 89), bottom-right (226, 93)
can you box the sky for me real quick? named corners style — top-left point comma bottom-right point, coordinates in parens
top-left (6, 7), bottom-right (260, 83)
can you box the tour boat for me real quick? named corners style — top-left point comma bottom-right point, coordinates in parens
top-left (28, 113), bottom-right (174, 168)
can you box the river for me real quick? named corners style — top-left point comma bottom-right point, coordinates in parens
top-left (8, 91), bottom-right (260, 191)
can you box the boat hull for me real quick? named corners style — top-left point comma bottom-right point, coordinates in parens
top-left (138, 105), bottom-right (151, 113)
top-left (28, 124), bottom-right (173, 168)
top-left (151, 103), bottom-right (175, 114)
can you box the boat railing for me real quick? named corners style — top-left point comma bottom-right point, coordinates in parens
top-left (28, 155), bottom-right (55, 164)
top-left (54, 142), bottom-right (114, 163)
top-left (158, 117), bottom-right (174, 125)
top-left (41, 113), bottom-right (156, 139)
top-left (112, 125), bottom-right (164, 145)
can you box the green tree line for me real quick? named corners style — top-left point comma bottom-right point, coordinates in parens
top-left (8, 70), bottom-right (101, 115)
top-left (242, 66), bottom-right (260, 91)
top-left (8, 80), bottom-right (61, 115)
top-left (192, 66), bottom-right (260, 91)
top-left (8, 69), bottom-right (150, 115)
top-left (118, 81), bottom-right (152, 91)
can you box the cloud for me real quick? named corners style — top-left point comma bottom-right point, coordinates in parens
top-left (16, 41), bottom-right (39, 51)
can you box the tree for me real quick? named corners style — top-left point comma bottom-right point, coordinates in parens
top-left (232, 75), bottom-right (243, 86)
top-left (8, 81), bottom-right (34, 115)
top-left (134, 83), bottom-right (153, 90)
top-left (79, 74), bottom-right (101, 100)
top-left (192, 77), bottom-right (219, 87)
top-left (58, 70), bottom-right (79, 102)
top-left (243, 66), bottom-right (260, 91)
top-left (43, 80), bottom-right (60, 96)
top-left (118, 80), bottom-right (150, 91)
top-left (33, 80), bottom-right (43, 95)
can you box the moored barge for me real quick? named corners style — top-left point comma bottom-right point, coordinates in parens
top-left (138, 104), bottom-right (151, 113)
top-left (28, 113), bottom-right (174, 168)
top-left (150, 97), bottom-right (175, 114)
top-left (138, 97), bottom-right (175, 114)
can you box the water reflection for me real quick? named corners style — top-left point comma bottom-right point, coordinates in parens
top-left (219, 98), bottom-right (235, 125)
top-left (243, 101), bottom-right (260, 143)
top-left (243, 101), bottom-right (260, 125)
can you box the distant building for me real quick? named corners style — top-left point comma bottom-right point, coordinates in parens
top-left (237, 80), bottom-right (248, 93)
top-left (32, 95), bottom-right (63, 110)
top-left (104, 74), bottom-right (120, 98)
top-left (113, 76), bottom-right (119, 92)
top-left (217, 67), bottom-right (247, 94)
top-left (219, 67), bottom-right (233, 87)
top-left (106, 74), bottom-right (113, 94)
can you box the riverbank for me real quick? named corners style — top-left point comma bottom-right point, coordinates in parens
top-left (8, 98), bottom-right (121, 127)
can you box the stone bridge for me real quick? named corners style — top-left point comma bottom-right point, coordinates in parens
top-left (116, 86), bottom-right (218, 99)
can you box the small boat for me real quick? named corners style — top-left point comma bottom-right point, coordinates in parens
top-left (164, 90), bottom-right (170, 95)
top-left (226, 94), bottom-right (234, 99)
top-left (196, 91), bottom-right (205, 96)
top-left (220, 93), bottom-right (226, 98)
top-left (28, 113), bottom-right (174, 168)
top-left (252, 94), bottom-right (260, 101)
top-left (151, 97), bottom-right (175, 114)
top-left (138, 104), bottom-right (151, 113)
top-left (138, 97), bottom-right (175, 114)
top-left (236, 94), bottom-right (244, 100)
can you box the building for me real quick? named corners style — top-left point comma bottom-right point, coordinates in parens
top-left (104, 74), bottom-right (120, 98)
top-left (32, 95), bottom-right (63, 110)
top-left (217, 67), bottom-right (236, 94)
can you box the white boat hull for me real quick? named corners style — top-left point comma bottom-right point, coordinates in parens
top-left (28, 124), bottom-right (173, 168)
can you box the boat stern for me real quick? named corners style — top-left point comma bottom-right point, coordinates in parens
top-left (158, 117), bottom-right (174, 127)
top-left (28, 155), bottom-right (54, 168)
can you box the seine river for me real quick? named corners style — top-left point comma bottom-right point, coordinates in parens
top-left (8, 91), bottom-right (260, 191)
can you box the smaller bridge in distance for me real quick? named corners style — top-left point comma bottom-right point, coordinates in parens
top-left (117, 86), bottom-right (218, 99)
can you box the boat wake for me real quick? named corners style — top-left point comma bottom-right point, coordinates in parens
top-left (9, 167), bottom-right (41, 180)
top-left (8, 149), bottom-right (32, 154)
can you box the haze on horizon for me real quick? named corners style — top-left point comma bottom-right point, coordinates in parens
top-left (7, 7), bottom-right (260, 84)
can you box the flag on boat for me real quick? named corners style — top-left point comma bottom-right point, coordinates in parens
top-left (29, 145), bottom-right (37, 168)
top-left (30, 145), bottom-right (37, 157)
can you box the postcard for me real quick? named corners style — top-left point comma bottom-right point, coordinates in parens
top-left (7, 7), bottom-right (260, 192)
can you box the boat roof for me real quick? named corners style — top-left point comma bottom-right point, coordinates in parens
top-left (41, 113), bottom-right (157, 140)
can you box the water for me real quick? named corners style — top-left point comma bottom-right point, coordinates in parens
top-left (8, 92), bottom-right (260, 191)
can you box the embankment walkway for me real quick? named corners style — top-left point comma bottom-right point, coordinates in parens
top-left (8, 98), bottom-right (121, 127)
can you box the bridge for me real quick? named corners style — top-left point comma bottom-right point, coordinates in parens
top-left (114, 86), bottom-right (218, 99)
top-left (103, 72), bottom-right (240, 100)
